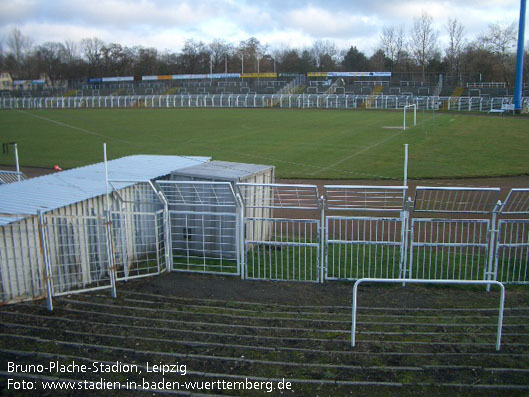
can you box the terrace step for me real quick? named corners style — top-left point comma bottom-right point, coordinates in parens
top-left (1, 281), bottom-right (529, 395)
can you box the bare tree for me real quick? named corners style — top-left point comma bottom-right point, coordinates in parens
top-left (445, 18), bottom-right (465, 79)
top-left (409, 12), bottom-right (438, 80)
top-left (63, 40), bottom-right (79, 63)
top-left (237, 37), bottom-right (266, 73)
top-left (310, 40), bottom-right (339, 70)
top-left (380, 25), bottom-right (405, 71)
top-left (6, 27), bottom-right (33, 64)
top-left (80, 37), bottom-right (104, 75)
top-left (479, 22), bottom-right (517, 85)
top-left (208, 39), bottom-right (233, 73)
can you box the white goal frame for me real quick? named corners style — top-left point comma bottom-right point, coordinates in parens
top-left (403, 104), bottom-right (417, 130)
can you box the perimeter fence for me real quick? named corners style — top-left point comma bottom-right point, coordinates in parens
top-left (1, 94), bottom-right (526, 113)
top-left (1, 182), bottom-right (528, 309)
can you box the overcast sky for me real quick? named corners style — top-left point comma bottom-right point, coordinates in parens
top-left (0, 0), bottom-right (525, 55)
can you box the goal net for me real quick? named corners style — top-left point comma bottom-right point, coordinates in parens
top-left (403, 104), bottom-right (417, 130)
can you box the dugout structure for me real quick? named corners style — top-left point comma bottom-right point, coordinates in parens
top-left (0, 155), bottom-right (210, 304)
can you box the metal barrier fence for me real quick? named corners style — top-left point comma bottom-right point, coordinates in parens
top-left (1, 94), bottom-right (526, 113)
top-left (324, 186), bottom-right (408, 280)
top-left (40, 213), bottom-right (116, 309)
top-left (2, 182), bottom-right (529, 310)
top-left (0, 171), bottom-right (26, 185)
top-left (351, 279), bottom-right (506, 351)
top-left (238, 183), bottom-right (323, 282)
top-left (156, 180), bottom-right (242, 276)
top-left (110, 210), bottom-right (166, 281)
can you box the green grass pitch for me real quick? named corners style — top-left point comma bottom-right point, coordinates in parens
top-left (0, 108), bottom-right (528, 180)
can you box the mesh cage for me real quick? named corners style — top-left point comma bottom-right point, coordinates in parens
top-left (157, 181), bottom-right (237, 208)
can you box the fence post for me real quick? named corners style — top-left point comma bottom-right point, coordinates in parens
top-left (319, 196), bottom-right (326, 283)
top-left (486, 201), bottom-right (502, 291)
top-left (104, 211), bottom-right (117, 298)
top-left (236, 193), bottom-right (246, 280)
top-left (37, 210), bottom-right (54, 311)
top-left (157, 192), bottom-right (172, 273)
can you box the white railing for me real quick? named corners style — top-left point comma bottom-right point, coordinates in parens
top-left (467, 82), bottom-right (507, 88)
top-left (0, 94), bottom-right (524, 113)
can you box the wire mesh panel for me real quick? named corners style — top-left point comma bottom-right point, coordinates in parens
top-left (414, 187), bottom-right (500, 213)
top-left (245, 218), bottom-right (320, 282)
top-left (109, 180), bottom-right (164, 213)
top-left (158, 181), bottom-right (241, 275)
top-left (410, 219), bottom-right (490, 280)
top-left (170, 211), bottom-right (239, 275)
top-left (500, 189), bottom-right (529, 214)
top-left (495, 220), bottom-right (529, 284)
top-left (238, 183), bottom-right (319, 210)
top-left (0, 217), bottom-right (46, 303)
top-left (110, 210), bottom-right (165, 281)
top-left (324, 185), bottom-right (407, 211)
top-left (157, 181), bottom-right (237, 208)
top-left (44, 214), bottom-right (113, 295)
top-left (326, 216), bottom-right (404, 280)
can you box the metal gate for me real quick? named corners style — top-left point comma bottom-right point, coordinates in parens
top-left (110, 210), bottom-right (166, 281)
top-left (245, 217), bottom-right (320, 281)
top-left (324, 186), bottom-right (408, 280)
top-left (495, 220), bottom-right (529, 283)
top-left (494, 189), bottom-right (529, 284)
top-left (410, 187), bottom-right (499, 281)
top-left (238, 183), bottom-right (322, 282)
top-left (157, 181), bottom-right (242, 276)
top-left (326, 216), bottom-right (405, 279)
top-left (108, 180), bottom-right (168, 281)
top-left (409, 218), bottom-right (490, 280)
top-left (42, 214), bottom-right (115, 296)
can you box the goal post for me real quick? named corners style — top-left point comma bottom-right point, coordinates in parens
top-left (403, 104), bottom-right (417, 130)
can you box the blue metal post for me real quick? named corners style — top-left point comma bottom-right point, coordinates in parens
top-left (514, 0), bottom-right (527, 111)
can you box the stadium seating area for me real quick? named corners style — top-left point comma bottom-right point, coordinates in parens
top-left (0, 75), bottom-right (517, 99)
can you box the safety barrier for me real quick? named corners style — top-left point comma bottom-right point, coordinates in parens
top-left (1, 94), bottom-right (526, 113)
top-left (1, 182), bottom-right (529, 310)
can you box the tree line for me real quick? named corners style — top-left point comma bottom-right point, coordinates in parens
top-left (1, 12), bottom-right (526, 86)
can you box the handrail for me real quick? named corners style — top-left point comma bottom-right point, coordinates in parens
top-left (351, 278), bottom-right (505, 351)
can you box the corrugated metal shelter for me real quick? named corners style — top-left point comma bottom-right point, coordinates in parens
top-left (0, 155), bottom-right (210, 303)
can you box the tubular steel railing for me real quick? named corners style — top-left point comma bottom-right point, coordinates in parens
top-left (351, 278), bottom-right (506, 350)
top-left (1, 94), bottom-right (525, 113)
top-left (2, 182), bottom-right (529, 311)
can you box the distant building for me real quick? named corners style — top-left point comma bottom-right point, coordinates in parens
top-left (0, 72), bottom-right (13, 91)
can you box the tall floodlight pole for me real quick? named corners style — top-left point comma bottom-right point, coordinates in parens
top-left (514, 0), bottom-right (527, 111)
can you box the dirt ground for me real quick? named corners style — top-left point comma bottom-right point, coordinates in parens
top-left (126, 271), bottom-right (526, 310)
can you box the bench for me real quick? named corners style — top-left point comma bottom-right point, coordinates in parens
top-left (488, 104), bottom-right (514, 114)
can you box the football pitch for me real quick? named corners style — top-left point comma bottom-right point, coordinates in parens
top-left (1, 108), bottom-right (528, 179)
